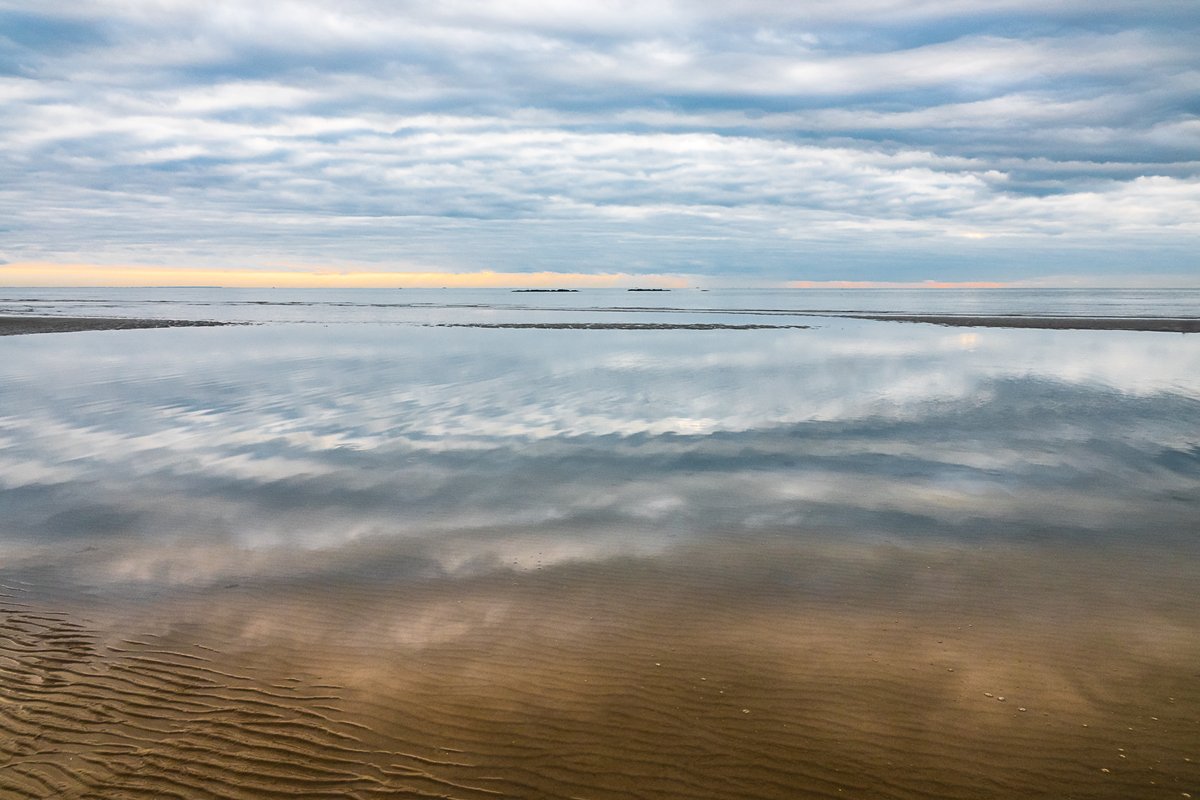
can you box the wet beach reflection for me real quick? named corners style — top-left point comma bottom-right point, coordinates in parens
top-left (1, 321), bottom-right (1198, 798)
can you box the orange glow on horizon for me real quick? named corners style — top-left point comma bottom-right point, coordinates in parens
top-left (0, 263), bottom-right (691, 289)
top-left (0, 263), bottom-right (1011, 290)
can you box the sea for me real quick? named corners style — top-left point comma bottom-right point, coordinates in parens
top-left (2, 285), bottom-right (1200, 323)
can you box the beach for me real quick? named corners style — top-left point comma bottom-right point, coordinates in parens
top-left (1, 289), bottom-right (1198, 798)
top-left (4, 536), bottom-right (1198, 799)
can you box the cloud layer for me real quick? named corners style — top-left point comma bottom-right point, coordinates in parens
top-left (1, 1), bottom-right (1197, 282)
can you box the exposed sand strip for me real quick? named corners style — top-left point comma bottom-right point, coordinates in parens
top-left (0, 316), bottom-right (230, 336)
top-left (830, 314), bottom-right (1200, 332)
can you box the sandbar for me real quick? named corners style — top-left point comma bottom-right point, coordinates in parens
top-left (841, 314), bottom-right (1200, 332)
top-left (0, 316), bottom-right (230, 336)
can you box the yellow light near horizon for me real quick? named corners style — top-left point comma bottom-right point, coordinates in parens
top-left (0, 263), bottom-right (691, 289)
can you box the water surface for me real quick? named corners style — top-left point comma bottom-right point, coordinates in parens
top-left (1, 292), bottom-right (1198, 798)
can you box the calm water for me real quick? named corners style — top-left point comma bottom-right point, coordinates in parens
top-left (2, 290), bottom-right (1199, 798)
top-left (1, 291), bottom-right (1197, 585)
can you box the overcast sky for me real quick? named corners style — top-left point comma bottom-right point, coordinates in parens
top-left (1, 1), bottom-right (1197, 286)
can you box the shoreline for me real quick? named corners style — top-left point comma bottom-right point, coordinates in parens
top-left (0, 316), bottom-right (230, 336)
top-left (3, 314), bottom-right (1198, 336)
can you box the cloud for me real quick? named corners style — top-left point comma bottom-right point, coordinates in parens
top-left (0, 1), bottom-right (1197, 281)
top-left (0, 262), bottom-right (690, 287)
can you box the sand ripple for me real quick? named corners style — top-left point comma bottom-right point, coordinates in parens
top-left (3, 542), bottom-right (1199, 800)
top-left (0, 584), bottom-right (494, 800)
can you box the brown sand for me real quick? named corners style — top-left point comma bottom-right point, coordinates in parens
top-left (0, 316), bottom-right (229, 336)
top-left (3, 537), bottom-right (1198, 799)
top-left (838, 315), bottom-right (1200, 333)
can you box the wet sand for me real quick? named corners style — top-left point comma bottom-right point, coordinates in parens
top-left (838, 314), bottom-right (1200, 333)
top-left (3, 537), bottom-right (1198, 800)
top-left (0, 316), bottom-right (229, 336)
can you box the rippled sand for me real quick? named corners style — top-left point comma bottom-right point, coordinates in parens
top-left (4, 537), bottom-right (1198, 799)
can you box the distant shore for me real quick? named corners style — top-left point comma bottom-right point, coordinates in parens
top-left (0, 316), bottom-right (229, 336)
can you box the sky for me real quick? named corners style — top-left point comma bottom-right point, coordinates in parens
top-left (0, 0), bottom-right (1198, 287)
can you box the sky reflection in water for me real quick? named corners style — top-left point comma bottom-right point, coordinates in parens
top-left (1, 320), bottom-right (1198, 595)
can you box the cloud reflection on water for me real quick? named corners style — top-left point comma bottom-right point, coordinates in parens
top-left (0, 323), bottom-right (1197, 594)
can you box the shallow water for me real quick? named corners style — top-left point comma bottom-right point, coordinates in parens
top-left (1, 295), bottom-right (1199, 798)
